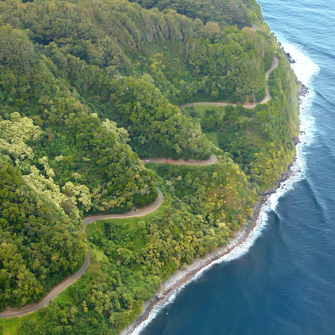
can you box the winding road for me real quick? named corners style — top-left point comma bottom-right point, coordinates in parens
top-left (179, 57), bottom-right (279, 109)
top-left (0, 57), bottom-right (278, 319)
top-left (0, 156), bottom-right (217, 319)
top-left (142, 154), bottom-right (218, 166)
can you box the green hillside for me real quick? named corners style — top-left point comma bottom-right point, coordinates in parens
top-left (0, 0), bottom-right (299, 333)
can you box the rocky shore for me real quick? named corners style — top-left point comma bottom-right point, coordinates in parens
top-left (299, 83), bottom-right (309, 98)
top-left (282, 46), bottom-right (296, 64)
top-left (120, 160), bottom-right (297, 335)
top-left (120, 54), bottom-right (309, 335)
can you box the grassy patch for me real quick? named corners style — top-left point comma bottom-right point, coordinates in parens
top-left (86, 202), bottom-right (165, 254)
top-left (0, 205), bottom-right (165, 335)
top-left (108, 205), bottom-right (164, 229)
top-left (181, 104), bottom-right (226, 118)
top-left (205, 131), bottom-right (219, 147)
top-left (86, 201), bottom-right (164, 235)
top-left (0, 286), bottom-right (76, 335)
top-left (55, 287), bottom-right (74, 305)
top-left (0, 194), bottom-right (165, 335)
top-left (85, 220), bottom-right (106, 237)
top-left (91, 246), bottom-right (109, 263)
top-left (0, 313), bottom-right (39, 335)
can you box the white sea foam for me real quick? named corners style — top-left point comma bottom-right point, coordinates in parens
top-left (125, 40), bottom-right (320, 335)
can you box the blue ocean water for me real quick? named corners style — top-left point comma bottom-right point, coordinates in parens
top-left (133, 1), bottom-right (335, 334)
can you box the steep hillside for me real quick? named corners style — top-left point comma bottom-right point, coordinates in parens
top-left (0, 157), bottom-right (87, 310)
top-left (0, 0), bottom-right (274, 105)
top-left (0, 0), bottom-right (299, 333)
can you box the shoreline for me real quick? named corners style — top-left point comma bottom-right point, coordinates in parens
top-left (121, 78), bottom-right (308, 335)
top-left (121, 159), bottom-right (296, 335)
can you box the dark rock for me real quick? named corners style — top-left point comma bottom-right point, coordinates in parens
top-left (285, 52), bottom-right (296, 63)
top-left (281, 46), bottom-right (296, 63)
top-left (279, 174), bottom-right (289, 183)
top-left (292, 136), bottom-right (300, 146)
top-left (155, 293), bottom-right (163, 300)
top-left (299, 84), bottom-right (309, 97)
top-left (262, 189), bottom-right (276, 196)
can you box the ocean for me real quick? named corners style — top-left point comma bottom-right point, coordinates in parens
top-left (131, 0), bottom-right (335, 334)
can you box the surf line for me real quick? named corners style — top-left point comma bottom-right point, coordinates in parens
top-left (122, 50), bottom-right (318, 335)
top-left (120, 159), bottom-right (298, 335)
top-left (122, 120), bottom-right (310, 335)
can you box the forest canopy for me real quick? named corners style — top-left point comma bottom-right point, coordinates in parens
top-left (0, 0), bottom-right (299, 333)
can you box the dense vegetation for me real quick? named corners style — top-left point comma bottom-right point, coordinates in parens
top-left (17, 156), bottom-right (257, 334)
top-left (0, 157), bottom-right (86, 310)
top-left (130, 0), bottom-right (253, 28)
top-left (0, 0), bottom-right (274, 107)
top-left (0, 0), bottom-right (299, 333)
top-left (183, 52), bottom-right (299, 190)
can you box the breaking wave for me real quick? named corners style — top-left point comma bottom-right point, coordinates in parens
top-left (126, 40), bottom-right (320, 335)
